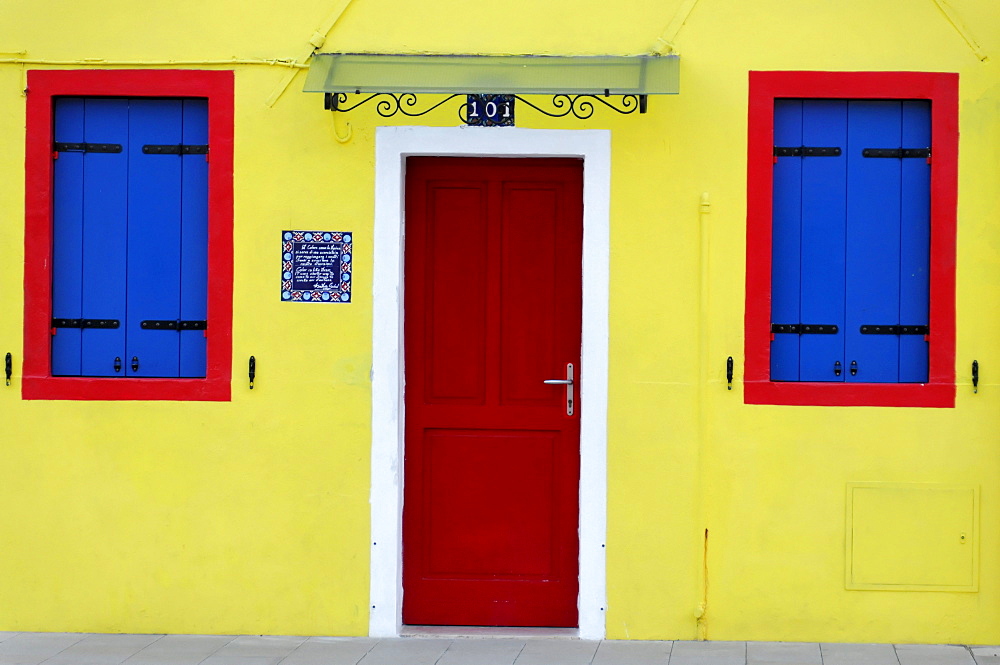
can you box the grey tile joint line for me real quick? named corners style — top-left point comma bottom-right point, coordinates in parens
top-left (37, 633), bottom-right (91, 665)
top-left (588, 640), bottom-right (600, 665)
top-left (123, 634), bottom-right (167, 664)
top-left (354, 637), bottom-right (380, 665)
top-left (510, 641), bottom-right (528, 665)
top-left (196, 635), bottom-right (240, 665)
top-left (432, 638), bottom-right (454, 665)
top-left (276, 636), bottom-right (309, 665)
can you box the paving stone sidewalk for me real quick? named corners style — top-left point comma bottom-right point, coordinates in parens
top-left (0, 632), bottom-right (997, 665)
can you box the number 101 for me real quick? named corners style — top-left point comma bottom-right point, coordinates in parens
top-left (466, 95), bottom-right (515, 126)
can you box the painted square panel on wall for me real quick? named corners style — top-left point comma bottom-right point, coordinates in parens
top-left (846, 483), bottom-right (979, 591)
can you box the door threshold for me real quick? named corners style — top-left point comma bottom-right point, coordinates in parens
top-left (401, 625), bottom-right (580, 639)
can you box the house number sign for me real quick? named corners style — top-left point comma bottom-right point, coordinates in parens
top-left (281, 230), bottom-right (352, 302)
top-left (466, 94), bottom-right (514, 127)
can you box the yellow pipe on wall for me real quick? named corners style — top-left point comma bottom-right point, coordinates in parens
top-left (652, 0), bottom-right (700, 55)
top-left (265, 0), bottom-right (356, 107)
top-left (695, 191), bottom-right (711, 640)
top-left (0, 57), bottom-right (306, 68)
top-left (931, 0), bottom-right (989, 61)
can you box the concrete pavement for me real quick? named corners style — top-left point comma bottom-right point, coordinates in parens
top-left (0, 632), bottom-right (997, 665)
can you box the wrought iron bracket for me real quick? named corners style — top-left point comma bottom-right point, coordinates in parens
top-left (325, 92), bottom-right (462, 117)
top-left (323, 91), bottom-right (648, 122)
top-left (511, 93), bottom-right (647, 119)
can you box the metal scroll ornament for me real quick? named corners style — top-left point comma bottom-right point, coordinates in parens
top-left (325, 92), bottom-right (462, 117)
top-left (512, 93), bottom-right (645, 119)
top-left (324, 92), bottom-right (647, 123)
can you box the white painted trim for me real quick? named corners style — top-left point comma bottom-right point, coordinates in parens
top-left (370, 126), bottom-right (609, 640)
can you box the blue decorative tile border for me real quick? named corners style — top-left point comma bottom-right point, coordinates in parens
top-left (281, 230), bottom-right (352, 302)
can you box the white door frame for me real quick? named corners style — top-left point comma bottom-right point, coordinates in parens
top-left (370, 125), bottom-right (609, 639)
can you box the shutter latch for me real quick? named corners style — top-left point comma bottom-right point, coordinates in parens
top-left (862, 148), bottom-right (930, 158)
top-left (773, 146), bottom-right (842, 158)
top-left (859, 325), bottom-right (928, 335)
top-left (771, 323), bottom-right (839, 334)
top-left (53, 142), bottom-right (122, 154)
top-left (52, 318), bottom-right (120, 329)
top-left (142, 144), bottom-right (209, 155)
top-left (140, 320), bottom-right (208, 331)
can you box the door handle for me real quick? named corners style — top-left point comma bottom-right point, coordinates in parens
top-left (543, 363), bottom-right (575, 416)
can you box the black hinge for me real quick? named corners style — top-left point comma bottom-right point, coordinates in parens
top-left (862, 148), bottom-right (931, 158)
top-left (52, 318), bottom-right (120, 329)
top-left (771, 323), bottom-right (839, 334)
top-left (53, 142), bottom-right (122, 153)
top-left (773, 146), bottom-right (842, 157)
top-left (142, 144), bottom-right (209, 155)
top-left (859, 324), bottom-right (929, 335)
top-left (140, 320), bottom-right (208, 330)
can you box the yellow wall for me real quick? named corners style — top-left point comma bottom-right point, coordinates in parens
top-left (1, 0), bottom-right (997, 642)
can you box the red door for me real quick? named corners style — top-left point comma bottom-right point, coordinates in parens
top-left (402, 157), bottom-right (583, 627)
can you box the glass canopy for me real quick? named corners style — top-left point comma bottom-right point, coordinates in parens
top-left (303, 53), bottom-right (680, 95)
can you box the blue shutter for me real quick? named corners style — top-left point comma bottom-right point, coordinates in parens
top-left (770, 100), bottom-right (803, 381)
top-left (846, 102), bottom-right (903, 383)
top-left (898, 101), bottom-right (931, 383)
top-left (52, 97), bottom-right (208, 379)
top-left (799, 101), bottom-right (847, 382)
top-left (52, 98), bottom-right (129, 377)
top-left (125, 99), bottom-right (209, 378)
top-left (51, 98), bottom-right (86, 376)
top-left (771, 100), bottom-right (848, 382)
top-left (179, 99), bottom-right (209, 377)
top-left (81, 99), bottom-right (130, 376)
top-left (772, 99), bottom-right (929, 384)
top-left (126, 100), bottom-right (185, 377)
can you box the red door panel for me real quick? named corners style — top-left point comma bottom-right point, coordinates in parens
top-left (423, 183), bottom-right (489, 404)
top-left (423, 429), bottom-right (559, 579)
top-left (403, 157), bottom-right (583, 627)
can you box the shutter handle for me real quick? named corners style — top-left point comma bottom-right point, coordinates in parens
top-left (249, 356), bottom-right (256, 390)
top-left (114, 357), bottom-right (122, 373)
top-left (132, 356), bottom-right (139, 372)
top-left (5, 352), bottom-right (11, 386)
top-left (850, 360), bottom-right (858, 376)
top-left (834, 360), bottom-right (842, 377)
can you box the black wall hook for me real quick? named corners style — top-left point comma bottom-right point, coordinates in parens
top-left (5, 352), bottom-right (11, 386)
top-left (249, 356), bottom-right (256, 390)
top-left (726, 356), bottom-right (733, 390)
top-left (972, 360), bottom-right (979, 394)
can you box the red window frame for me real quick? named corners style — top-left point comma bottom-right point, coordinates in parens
top-left (744, 71), bottom-right (957, 408)
top-left (22, 70), bottom-right (234, 401)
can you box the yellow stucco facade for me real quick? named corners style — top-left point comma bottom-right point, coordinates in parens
top-left (0, 0), bottom-right (997, 643)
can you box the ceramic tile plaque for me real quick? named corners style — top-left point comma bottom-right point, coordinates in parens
top-left (466, 94), bottom-right (515, 126)
top-left (281, 230), bottom-right (352, 302)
